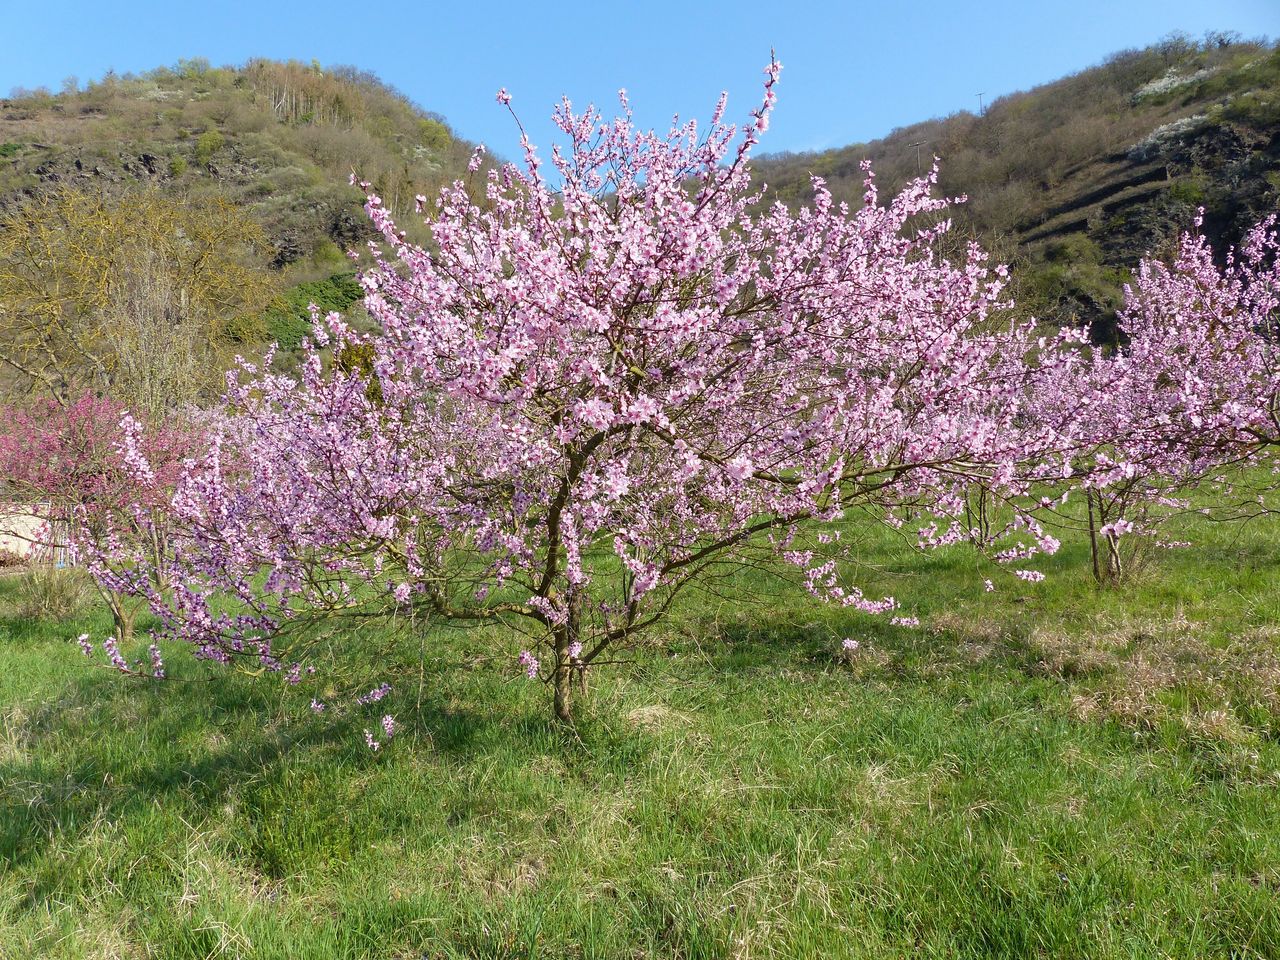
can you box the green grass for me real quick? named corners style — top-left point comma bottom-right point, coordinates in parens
top-left (3, 507), bottom-right (1280, 958)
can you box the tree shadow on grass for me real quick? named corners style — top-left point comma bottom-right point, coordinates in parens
top-left (680, 611), bottom-right (985, 673)
top-left (0, 596), bottom-right (1087, 904)
top-left (0, 651), bottom-right (653, 902)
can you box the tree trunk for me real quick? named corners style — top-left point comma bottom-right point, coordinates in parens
top-left (1105, 533), bottom-right (1124, 582)
top-left (552, 588), bottom-right (583, 724)
top-left (109, 591), bottom-right (135, 645)
top-left (1086, 491), bottom-right (1102, 583)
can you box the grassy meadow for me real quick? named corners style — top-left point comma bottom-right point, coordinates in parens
top-left (2, 502), bottom-right (1280, 959)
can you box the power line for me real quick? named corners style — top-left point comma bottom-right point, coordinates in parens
top-left (907, 140), bottom-right (928, 175)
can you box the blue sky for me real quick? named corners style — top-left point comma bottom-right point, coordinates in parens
top-left (2, 1), bottom-right (1276, 157)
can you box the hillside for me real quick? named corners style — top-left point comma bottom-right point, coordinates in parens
top-left (1, 58), bottom-right (478, 273)
top-left (3, 40), bottom-right (1278, 357)
top-left (0, 59), bottom-right (488, 387)
top-left (757, 34), bottom-right (1280, 340)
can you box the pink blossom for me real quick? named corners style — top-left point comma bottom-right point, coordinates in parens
top-left (518, 650), bottom-right (540, 679)
top-left (356, 683), bottom-right (391, 705)
top-left (1098, 519), bottom-right (1135, 539)
top-left (81, 58), bottom-right (1104, 720)
top-left (725, 456), bottom-right (754, 483)
top-left (148, 644), bottom-right (165, 679)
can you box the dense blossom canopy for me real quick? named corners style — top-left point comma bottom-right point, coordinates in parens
top-left (1115, 215), bottom-right (1280, 463)
top-left (1026, 214), bottom-right (1280, 579)
top-left (100, 63), bottom-right (1102, 718)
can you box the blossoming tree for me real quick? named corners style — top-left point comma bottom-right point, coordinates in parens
top-left (110, 63), bottom-right (1080, 720)
top-left (1045, 214), bottom-right (1280, 580)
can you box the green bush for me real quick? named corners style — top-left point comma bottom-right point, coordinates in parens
top-left (0, 142), bottom-right (21, 158)
top-left (167, 156), bottom-right (187, 177)
top-left (194, 129), bottom-right (225, 165)
top-left (418, 118), bottom-right (452, 151)
top-left (262, 272), bottom-right (364, 349)
top-left (1168, 178), bottom-right (1207, 206)
top-left (309, 240), bottom-right (347, 271)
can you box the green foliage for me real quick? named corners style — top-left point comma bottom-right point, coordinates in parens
top-left (1043, 233), bottom-right (1104, 265)
top-left (336, 340), bottom-right (384, 403)
top-left (1224, 89), bottom-right (1280, 127)
top-left (1018, 231), bottom-right (1129, 339)
top-left (193, 128), bottom-right (224, 165)
top-left (1168, 177), bottom-right (1207, 206)
top-left (167, 155), bottom-right (187, 177)
top-left (262, 272), bottom-right (363, 349)
top-left (308, 239), bottom-right (348, 271)
top-left (417, 118), bottom-right (451, 151)
top-left (0, 143), bottom-right (21, 158)
top-left (175, 57), bottom-right (212, 80)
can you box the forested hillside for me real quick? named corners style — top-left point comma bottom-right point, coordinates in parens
top-left (2, 57), bottom-right (476, 269)
top-left (0, 58), bottom-right (483, 400)
top-left (757, 33), bottom-right (1280, 339)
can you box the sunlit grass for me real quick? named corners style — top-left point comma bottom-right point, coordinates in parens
top-left (2, 501), bottom-right (1280, 958)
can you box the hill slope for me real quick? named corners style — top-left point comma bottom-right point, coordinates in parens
top-left (1, 58), bottom-right (479, 278)
top-left (757, 34), bottom-right (1280, 339)
top-left (3, 40), bottom-right (1277, 348)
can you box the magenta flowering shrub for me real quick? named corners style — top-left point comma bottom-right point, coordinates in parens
top-left (104, 62), bottom-right (1087, 721)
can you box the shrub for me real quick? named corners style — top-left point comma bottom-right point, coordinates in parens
top-left (194, 129), bottom-right (224, 165)
top-left (262, 272), bottom-right (363, 349)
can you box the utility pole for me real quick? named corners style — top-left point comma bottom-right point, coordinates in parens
top-left (908, 140), bottom-right (928, 175)
top-left (976, 91), bottom-right (986, 115)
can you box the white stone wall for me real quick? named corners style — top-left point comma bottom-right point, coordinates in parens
top-left (0, 505), bottom-right (48, 559)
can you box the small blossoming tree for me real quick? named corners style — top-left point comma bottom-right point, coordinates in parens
top-left (1045, 214), bottom-right (1280, 581)
top-left (0, 394), bottom-right (197, 641)
top-left (108, 63), bottom-right (1079, 721)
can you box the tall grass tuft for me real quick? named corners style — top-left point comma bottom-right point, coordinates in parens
top-left (11, 565), bottom-right (93, 621)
